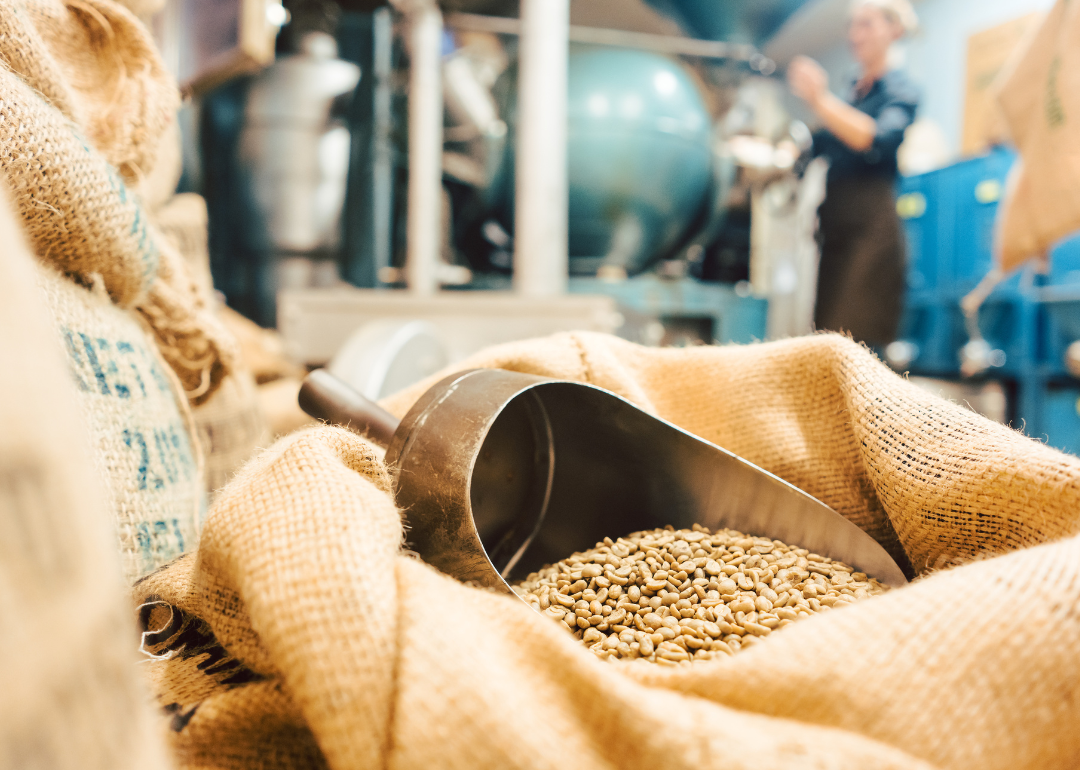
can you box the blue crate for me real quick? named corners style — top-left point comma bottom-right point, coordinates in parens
top-left (895, 290), bottom-right (963, 375)
top-left (898, 148), bottom-right (1017, 295)
top-left (969, 293), bottom-right (1039, 377)
top-left (899, 285), bottom-right (1039, 379)
top-left (1049, 232), bottom-right (1080, 286)
top-left (1033, 229), bottom-right (1080, 376)
top-left (1038, 289), bottom-right (1080, 377)
top-left (941, 148), bottom-right (1016, 293)
top-left (1037, 385), bottom-right (1080, 456)
top-left (897, 172), bottom-right (941, 292)
top-left (1034, 234), bottom-right (1080, 374)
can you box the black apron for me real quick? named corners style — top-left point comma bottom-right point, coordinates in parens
top-left (814, 177), bottom-right (905, 347)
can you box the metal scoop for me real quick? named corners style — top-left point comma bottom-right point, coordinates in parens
top-left (299, 368), bottom-right (908, 593)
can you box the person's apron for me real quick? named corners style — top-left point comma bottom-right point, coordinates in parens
top-left (814, 176), bottom-right (905, 347)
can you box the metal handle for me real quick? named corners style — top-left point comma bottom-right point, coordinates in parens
top-left (298, 369), bottom-right (401, 448)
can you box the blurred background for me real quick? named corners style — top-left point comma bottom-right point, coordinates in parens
top-left (152, 0), bottom-right (1080, 454)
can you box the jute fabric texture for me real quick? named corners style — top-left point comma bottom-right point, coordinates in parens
top-left (137, 332), bottom-right (1080, 770)
top-left (0, 186), bottom-right (169, 770)
top-left (0, 0), bottom-right (234, 403)
top-left (216, 302), bottom-right (311, 439)
top-left (36, 261), bottom-right (205, 582)
top-left (996, 0), bottom-right (1080, 270)
top-left (192, 369), bottom-right (271, 499)
top-left (157, 192), bottom-right (272, 498)
top-left (157, 193), bottom-right (216, 304)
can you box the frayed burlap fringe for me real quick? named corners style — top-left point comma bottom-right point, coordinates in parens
top-left (137, 234), bottom-right (236, 404)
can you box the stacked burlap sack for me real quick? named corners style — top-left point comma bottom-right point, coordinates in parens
top-left (155, 193), bottom-right (276, 494)
top-left (5, 2), bottom-right (1080, 767)
top-left (215, 303), bottom-right (317, 440)
top-left (0, 0), bottom-right (274, 581)
top-left (0, 185), bottom-right (169, 770)
top-left (135, 330), bottom-right (1080, 769)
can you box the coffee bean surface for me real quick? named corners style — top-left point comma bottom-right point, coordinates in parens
top-left (513, 524), bottom-right (889, 665)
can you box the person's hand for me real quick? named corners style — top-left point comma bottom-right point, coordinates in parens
top-left (788, 56), bottom-right (829, 108)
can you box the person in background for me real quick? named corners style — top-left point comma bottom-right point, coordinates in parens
top-left (788, 0), bottom-right (919, 347)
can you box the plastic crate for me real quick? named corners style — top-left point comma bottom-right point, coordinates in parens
top-left (900, 287), bottom-right (1039, 379)
top-left (1049, 232), bottom-right (1080, 286)
top-left (895, 290), bottom-right (963, 375)
top-left (1038, 385), bottom-right (1080, 456)
top-left (1038, 288), bottom-right (1080, 377)
top-left (969, 293), bottom-right (1039, 377)
top-left (1034, 232), bottom-right (1080, 376)
top-left (897, 172), bottom-right (941, 291)
top-left (898, 149), bottom-right (1017, 295)
top-left (941, 148), bottom-right (1016, 293)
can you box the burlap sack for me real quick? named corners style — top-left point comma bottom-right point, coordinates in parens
top-left (216, 305), bottom-right (313, 437)
top-left (156, 192), bottom-right (273, 495)
top-left (995, 0), bottom-right (1080, 271)
top-left (156, 192), bottom-right (217, 303)
top-left (192, 370), bottom-right (271, 497)
top-left (0, 0), bottom-right (234, 403)
top-left (136, 331), bottom-right (1080, 770)
top-left (0, 186), bottom-right (169, 770)
top-left (256, 375), bottom-right (319, 438)
top-left (209, 292), bottom-right (311, 438)
top-left (37, 262), bottom-right (204, 583)
top-left (141, 120), bottom-right (186, 217)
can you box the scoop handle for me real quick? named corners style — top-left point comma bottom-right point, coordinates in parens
top-left (298, 369), bottom-right (401, 448)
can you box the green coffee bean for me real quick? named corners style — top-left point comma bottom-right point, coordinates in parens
top-left (514, 524), bottom-right (888, 664)
top-left (639, 635), bottom-right (654, 656)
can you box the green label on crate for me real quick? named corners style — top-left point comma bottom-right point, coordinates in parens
top-left (975, 179), bottom-right (1003, 204)
top-left (897, 192), bottom-right (927, 219)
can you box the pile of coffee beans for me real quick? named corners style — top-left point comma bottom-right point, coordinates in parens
top-left (513, 524), bottom-right (889, 665)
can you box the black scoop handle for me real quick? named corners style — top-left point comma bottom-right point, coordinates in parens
top-left (298, 369), bottom-right (401, 449)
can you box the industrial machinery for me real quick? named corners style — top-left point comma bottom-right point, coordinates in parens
top-left (183, 0), bottom-right (862, 425)
top-left (198, 0), bottom-right (826, 357)
top-left (490, 47), bottom-right (720, 278)
top-left (240, 32), bottom-right (360, 319)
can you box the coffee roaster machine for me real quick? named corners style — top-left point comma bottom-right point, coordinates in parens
top-left (889, 147), bottom-right (1080, 455)
top-left (195, 0), bottom-right (825, 367)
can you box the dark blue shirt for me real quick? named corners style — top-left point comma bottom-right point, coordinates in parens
top-left (812, 70), bottom-right (920, 184)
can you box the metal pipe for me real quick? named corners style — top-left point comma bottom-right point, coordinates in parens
top-left (372, 7), bottom-right (395, 286)
top-left (513, 0), bottom-right (569, 297)
top-left (445, 11), bottom-right (766, 67)
top-left (404, 2), bottom-right (443, 296)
